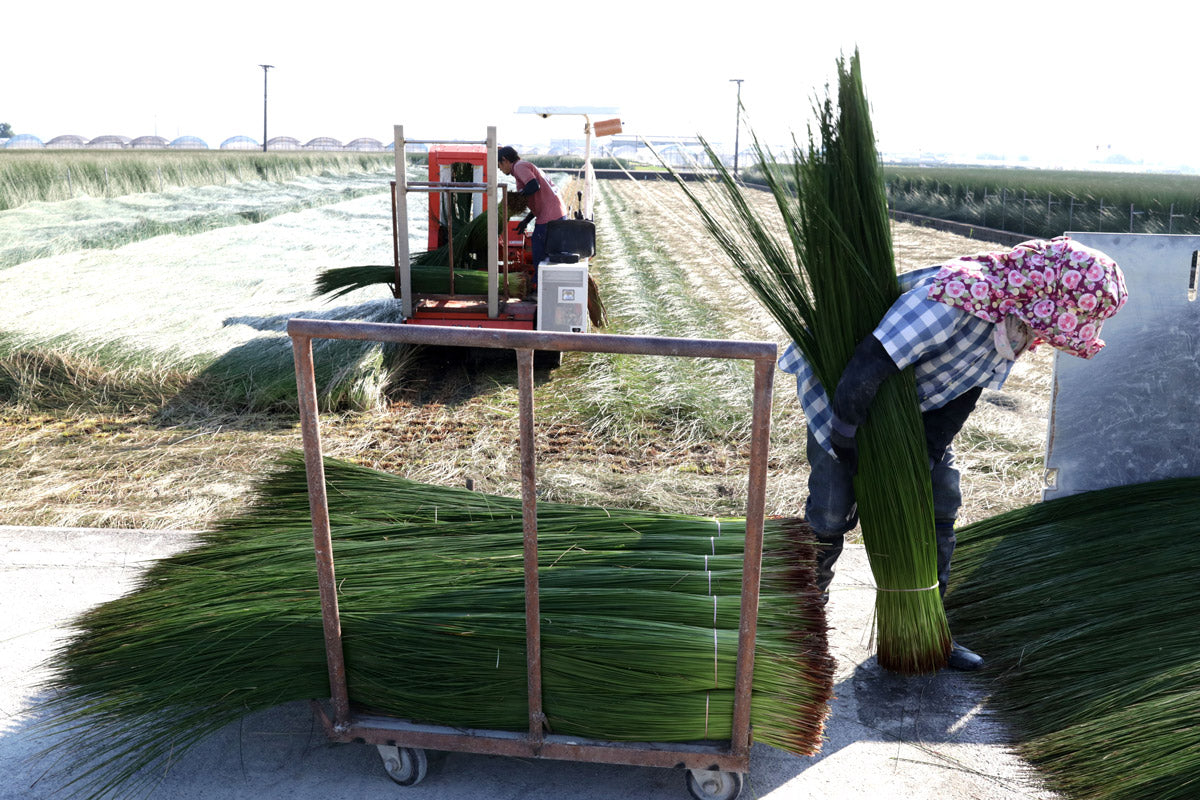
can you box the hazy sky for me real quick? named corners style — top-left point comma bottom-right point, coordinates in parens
top-left (7, 1), bottom-right (1197, 167)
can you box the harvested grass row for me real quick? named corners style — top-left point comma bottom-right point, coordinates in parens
top-left (1, 168), bottom-right (421, 415)
top-left (34, 454), bottom-right (834, 799)
top-left (0, 298), bottom-right (417, 415)
top-left (0, 167), bottom-right (401, 275)
top-left (0, 335), bottom-right (196, 413)
top-left (0, 181), bottom-right (389, 272)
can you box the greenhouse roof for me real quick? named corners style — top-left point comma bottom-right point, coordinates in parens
top-left (88, 135), bottom-right (131, 148)
top-left (4, 134), bottom-right (45, 148)
top-left (170, 136), bottom-right (209, 149)
top-left (131, 136), bottom-right (170, 148)
top-left (46, 135), bottom-right (88, 148)
top-left (220, 136), bottom-right (260, 150)
top-left (345, 137), bottom-right (384, 151)
top-left (304, 137), bottom-right (342, 150)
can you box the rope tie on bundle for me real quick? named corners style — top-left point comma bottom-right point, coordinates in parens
top-left (876, 582), bottom-right (940, 593)
top-left (701, 542), bottom-right (721, 737)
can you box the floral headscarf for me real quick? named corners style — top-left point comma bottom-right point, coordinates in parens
top-left (925, 236), bottom-right (1128, 359)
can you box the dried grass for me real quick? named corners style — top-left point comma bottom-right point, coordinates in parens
top-left (0, 178), bottom-right (1045, 532)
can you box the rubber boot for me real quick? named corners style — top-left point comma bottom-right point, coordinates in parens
top-left (935, 522), bottom-right (956, 597)
top-left (814, 532), bottom-right (845, 605)
top-left (936, 521), bottom-right (984, 671)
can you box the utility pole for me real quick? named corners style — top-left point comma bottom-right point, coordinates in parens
top-left (729, 78), bottom-right (744, 178)
top-left (259, 64), bottom-right (274, 153)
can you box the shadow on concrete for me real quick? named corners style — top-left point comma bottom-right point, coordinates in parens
top-left (0, 532), bottom-right (1046, 800)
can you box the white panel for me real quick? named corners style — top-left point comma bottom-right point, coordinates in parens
top-left (536, 264), bottom-right (589, 333)
top-left (1043, 233), bottom-right (1200, 499)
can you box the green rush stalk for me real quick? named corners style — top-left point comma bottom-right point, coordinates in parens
top-left (671, 51), bottom-right (949, 673)
top-left (947, 476), bottom-right (1200, 800)
top-left (31, 454), bottom-right (835, 800)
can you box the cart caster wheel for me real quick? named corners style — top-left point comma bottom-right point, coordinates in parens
top-left (685, 769), bottom-right (743, 800)
top-left (376, 744), bottom-right (428, 786)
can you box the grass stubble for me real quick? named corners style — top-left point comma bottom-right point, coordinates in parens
top-left (0, 177), bottom-right (1037, 536)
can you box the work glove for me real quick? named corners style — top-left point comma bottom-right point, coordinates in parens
top-left (923, 386), bottom-right (983, 468)
top-left (830, 416), bottom-right (859, 476)
top-left (516, 221), bottom-right (529, 235)
top-left (828, 335), bottom-right (897, 478)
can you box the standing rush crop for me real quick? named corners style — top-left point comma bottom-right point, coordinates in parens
top-left (671, 51), bottom-right (950, 673)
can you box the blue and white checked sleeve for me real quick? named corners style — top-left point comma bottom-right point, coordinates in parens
top-left (873, 288), bottom-right (963, 370)
top-left (779, 341), bottom-right (836, 456)
top-left (779, 270), bottom-right (1013, 456)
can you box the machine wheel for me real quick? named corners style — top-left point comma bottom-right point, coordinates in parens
top-left (685, 769), bottom-right (743, 800)
top-left (534, 350), bottom-right (562, 369)
top-left (376, 744), bottom-right (428, 787)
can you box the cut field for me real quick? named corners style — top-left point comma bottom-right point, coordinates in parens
top-left (0, 177), bottom-right (1049, 531)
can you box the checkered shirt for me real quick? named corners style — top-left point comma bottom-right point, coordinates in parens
top-left (779, 268), bottom-right (1016, 455)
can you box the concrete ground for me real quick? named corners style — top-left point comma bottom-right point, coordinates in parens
top-left (0, 525), bottom-right (1054, 800)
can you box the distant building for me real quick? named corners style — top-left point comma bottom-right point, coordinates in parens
top-left (169, 136), bottom-right (209, 150)
top-left (344, 137), bottom-right (385, 152)
top-left (46, 135), bottom-right (88, 149)
top-left (4, 133), bottom-right (44, 149)
top-left (266, 136), bottom-right (302, 151)
top-left (88, 135), bottom-right (131, 149)
top-left (130, 136), bottom-right (170, 149)
top-left (22, 131), bottom-right (398, 154)
top-left (220, 136), bottom-right (260, 150)
top-left (304, 137), bottom-right (342, 151)
top-left (549, 138), bottom-right (584, 156)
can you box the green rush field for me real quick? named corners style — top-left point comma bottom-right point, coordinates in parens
top-left (0, 168), bottom-right (1049, 531)
top-left (0, 149), bottom-right (395, 211)
top-left (882, 164), bottom-right (1200, 238)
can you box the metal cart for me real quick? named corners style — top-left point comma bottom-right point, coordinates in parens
top-left (288, 319), bottom-right (777, 800)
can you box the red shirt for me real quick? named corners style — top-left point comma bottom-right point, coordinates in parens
top-left (511, 160), bottom-right (566, 224)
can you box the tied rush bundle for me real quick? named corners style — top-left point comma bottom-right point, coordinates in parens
top-left (32, 454), bottom-right (835, 800)
top-left (671, 51), bottom-right (950, 673)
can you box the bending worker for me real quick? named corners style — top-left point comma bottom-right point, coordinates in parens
top-left (780, 236), bottom-right (1128, 671)
top-left (497, 146), bottom-right (567, 280)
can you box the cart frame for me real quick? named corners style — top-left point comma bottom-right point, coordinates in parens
top-left (287, 319), bottom-right (776, 778)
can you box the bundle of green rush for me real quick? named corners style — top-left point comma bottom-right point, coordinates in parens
top-left (34, 454), bottom-right (834, 800)
top-left (313, 262), bottom-right (528, 301)
top-left (314, 209), bottom-right (607, 328)
top-left (945, 476), bottom-right (1200, 800)
top-left (671, 51), bottom-right (948, 673)
top-left (315, 204), bottom-right (523, 301)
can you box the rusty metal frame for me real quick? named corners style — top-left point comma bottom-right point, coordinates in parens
top-left (391, 181), bottom-right (516, 302)
top-left (394, 126), bottom-right (499, 319)
top-left (403, 181), bottom-right (490, 297)
top-left (288, 318), bottom-right (776, 775)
